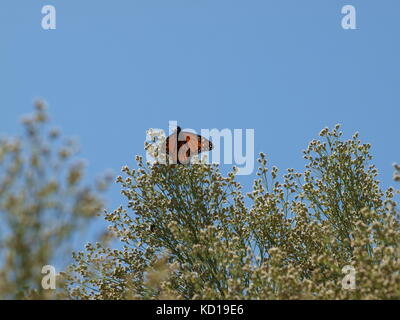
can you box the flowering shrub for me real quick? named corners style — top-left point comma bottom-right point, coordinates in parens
top-left (0, 103), bottom-right (110, 299)
top-left (67, 125), bottom-right (400, 300)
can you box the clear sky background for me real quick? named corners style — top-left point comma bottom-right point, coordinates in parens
top-left (1, 1), bottom-right (399, 252)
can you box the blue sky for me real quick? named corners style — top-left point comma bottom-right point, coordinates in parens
top-left (1, 1), bottom-right (400, 249)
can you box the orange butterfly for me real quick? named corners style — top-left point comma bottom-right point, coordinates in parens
top-left (163, 126), bottom-right (213, 164)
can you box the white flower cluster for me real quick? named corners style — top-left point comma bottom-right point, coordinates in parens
top-left (145, 128), bottom-right (168, 163)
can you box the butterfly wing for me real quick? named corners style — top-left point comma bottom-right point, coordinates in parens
top-left (177, 132), bottom-right (213, 164)
top-left (163, 130), bottom-right (179, 164)
top-left (196, 134), bottom-right (213, 152)
top-left (164, 128), bottom-right (213, 164)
